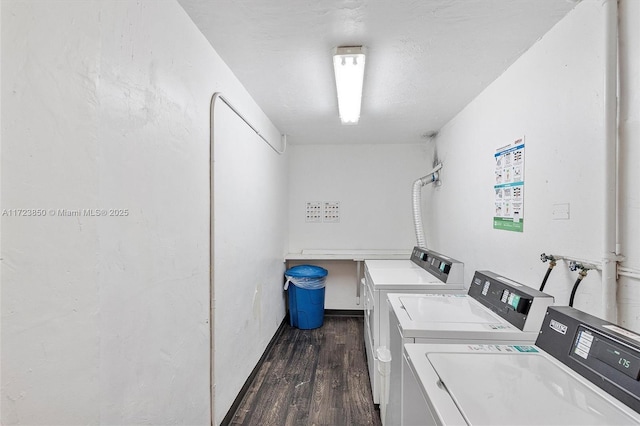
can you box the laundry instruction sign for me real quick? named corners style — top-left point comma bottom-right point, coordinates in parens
top-left (494, 138), bottom-right (525, 232)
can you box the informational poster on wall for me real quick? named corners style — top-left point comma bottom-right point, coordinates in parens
top-left (494, 137), bottom-right (525, 232)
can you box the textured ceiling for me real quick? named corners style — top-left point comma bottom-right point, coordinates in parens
top-left (178, 0), bottom-right (578, 145)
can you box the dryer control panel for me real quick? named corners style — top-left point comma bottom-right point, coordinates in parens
top-left (468, 270), bottom-right (553, 332)
top-left (410, 247), bottom-right (464, 285)
top-left (537, 306), bottom-right (640, 413)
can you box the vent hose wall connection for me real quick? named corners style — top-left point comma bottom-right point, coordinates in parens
top-left (413, 163), bottom-right (442, 249)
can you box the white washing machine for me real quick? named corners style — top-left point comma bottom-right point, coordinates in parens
top-left (384, 270), bottom-right (554, 425)
top-left (403, 306), bottom-right (640, 425)
top-left (363, 246), bottom-right (464, 404)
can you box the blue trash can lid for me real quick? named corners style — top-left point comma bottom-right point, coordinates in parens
top-left (285, 264), bottom-right (328, 278)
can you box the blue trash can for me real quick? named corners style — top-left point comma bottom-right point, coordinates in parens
top-left (284, 265), bottom-right (328, 330)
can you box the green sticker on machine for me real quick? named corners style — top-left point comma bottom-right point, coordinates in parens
top-left (513, 345), bottom-right (538, 353)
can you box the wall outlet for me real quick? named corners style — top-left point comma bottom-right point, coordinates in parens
top-left (305, 201), bottom-right (322, 223)
top-left (323, 201), bottom-right (340, 223)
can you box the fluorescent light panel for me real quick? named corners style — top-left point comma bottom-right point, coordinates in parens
top-left (333, 46), bottom-right (366, 125)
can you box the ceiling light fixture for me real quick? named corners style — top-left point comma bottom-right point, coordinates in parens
top-left (333, 46), bottom-right (366, 125)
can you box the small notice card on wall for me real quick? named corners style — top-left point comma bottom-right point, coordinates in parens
top-left (494, 137), bottom-right (525, 232)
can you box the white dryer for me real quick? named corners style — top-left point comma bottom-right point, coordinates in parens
top-left (403, 306), bottom-right (640, 425)
top-left (363, 246), bottom-right (464, 404)
top-left (384, 270), bottom-right (554, 425)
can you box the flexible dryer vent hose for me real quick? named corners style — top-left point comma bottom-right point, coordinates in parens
top-left (413, 163), bottom-right (442, 249)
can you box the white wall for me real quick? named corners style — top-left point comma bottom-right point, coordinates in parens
top-left (288, 144), bottom-right (433, 252)
top-left (1, 1), bottom-right (288, 424)
top-left (3, 3), bottom-right (105, 423)
top-left (288, 144), bottom-right (433, 309)
top-left (213, 103), bottom-right (288, 423)
top-left (425, 0), bottom-right (640, 331)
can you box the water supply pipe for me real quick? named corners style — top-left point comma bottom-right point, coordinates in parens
top-left (210, 92), bottom-right (287, 155)
top-left (413, 163), bottom-right (442, 248)
top-left (602, 0), bottom-right (620, 322)
top-left (618, 266), bottom-right (640, 281)
top-left (543, 254), bottom-right (601, 271)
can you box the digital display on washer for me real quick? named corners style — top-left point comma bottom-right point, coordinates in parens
top-left (592, 337), bottom-right (640, 380)
top-left (572, 327), bottom-right (640, 381)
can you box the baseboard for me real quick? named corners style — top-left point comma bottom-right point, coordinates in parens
top-left (220, 316), bottom-right (288, 426)
top-left (325, 309), bottom-right (364, 317)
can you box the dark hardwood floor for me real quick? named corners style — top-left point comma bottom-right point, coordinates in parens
top-left (227, 315), bottom-right (382, 426)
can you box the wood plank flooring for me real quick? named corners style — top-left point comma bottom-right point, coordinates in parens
top-left (227, 316), bottom-right (382, 426)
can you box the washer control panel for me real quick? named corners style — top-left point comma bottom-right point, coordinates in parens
top-left (468, 270), bottom-right (553, 331)
top-left (537, 306), bottom-right (640, 413)
top-left (410, 247), bottom-right (464, 285)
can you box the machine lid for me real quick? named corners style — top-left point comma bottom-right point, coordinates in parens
top-left (400, 295), bottom-right (505, 325)
top-left (426, 352), bottom-right (639, 425)
top-left (367, 268), bottom-right (463, 288)
top-left (364, 259), bottom-right (417, 269)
